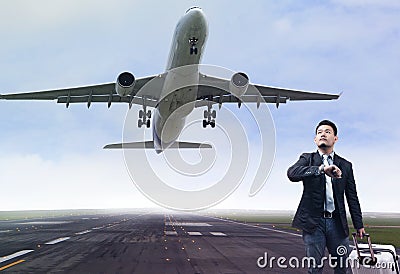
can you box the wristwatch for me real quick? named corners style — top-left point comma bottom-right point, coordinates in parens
top-left (319, 164), bottom-right (325, 175)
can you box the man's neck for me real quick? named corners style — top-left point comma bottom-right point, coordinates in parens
top-left (318, 147), bottom-right (334, 155)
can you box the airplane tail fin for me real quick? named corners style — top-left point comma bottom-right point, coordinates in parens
top-left (103, 141), bottom-right (212, 150)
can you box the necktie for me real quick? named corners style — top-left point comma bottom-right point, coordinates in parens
top-left (323, 155), bottom-right (335, 213)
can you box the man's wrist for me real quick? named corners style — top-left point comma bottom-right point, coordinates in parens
top-left (319, 164), bottom-right (325, 175)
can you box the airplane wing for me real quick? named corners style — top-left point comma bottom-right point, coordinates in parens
top-left (0, 74), bottom-right (165, 108)
top-left (1, 73), bottom-right (339, 108)
top-left (196, 74), bottom-right (340, 107)
top-left (103, 141), bottom-right (212, 149)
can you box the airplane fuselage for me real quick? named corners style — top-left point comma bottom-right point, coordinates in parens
top-left (153, 7), bottom-right (208, 152)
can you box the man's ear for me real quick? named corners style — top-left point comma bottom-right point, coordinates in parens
top-left (334, 135), bottom-right (338, 143)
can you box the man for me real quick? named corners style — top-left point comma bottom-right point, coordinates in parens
top-left (287, 120), bottom-right (365, 273)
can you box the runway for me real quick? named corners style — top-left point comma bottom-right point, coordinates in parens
top-left (0, 210), bottom-right (337, 273)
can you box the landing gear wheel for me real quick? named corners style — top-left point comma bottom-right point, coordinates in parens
top-left (138, 120), bottom-right (143, 128)
top-left (189, 37), bottom-right (198, 55)
top-left (146, 110), bottom-right (152, 118)
top-left (190, 47), bottom-right (198, 55)
top-left (139, 110), bottom-right (144, 119)
top-left (146, 119), bottom-right (151, 128)
top-left (202, 101), bottom-right (217, 128)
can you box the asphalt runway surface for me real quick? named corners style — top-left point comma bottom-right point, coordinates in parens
top-left (0, 209), bottom-right (366, 273)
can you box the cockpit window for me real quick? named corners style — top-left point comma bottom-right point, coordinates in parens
top-left (186, 7), bottom-right (201, 13)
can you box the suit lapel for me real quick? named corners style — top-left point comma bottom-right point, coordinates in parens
top-left (313, 151), bottom-right (323, 166)
top-left (333, 153), bottom-right (340, 164)
top-left (332, 153), bottom-right (342, 175)
top-left (332, 153), bottom-right (343, 188)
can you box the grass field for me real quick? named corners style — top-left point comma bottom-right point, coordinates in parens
top-left (350, 215), bottom-right (400, 247)
top-left (0, 209), bottom-right (118, 221)
top-left (207, 210), bottom-right (400, 248)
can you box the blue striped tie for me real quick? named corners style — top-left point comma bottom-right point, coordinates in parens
top-left (323, 155), bottom-right (335, 213)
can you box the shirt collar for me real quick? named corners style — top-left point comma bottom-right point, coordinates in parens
top-left (318, 150), bottom-right (335, 159)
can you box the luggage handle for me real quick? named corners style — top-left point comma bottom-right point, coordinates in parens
top-left (352, 232), bottom-right (377, 266)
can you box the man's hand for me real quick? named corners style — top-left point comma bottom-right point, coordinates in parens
top-left (357, 228), bottom-right (366, 239)
top-left (324, 165), bottom-right (342, 178)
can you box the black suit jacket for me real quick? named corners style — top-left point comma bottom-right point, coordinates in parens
top-left (287, 152), bottom-right (363, 236)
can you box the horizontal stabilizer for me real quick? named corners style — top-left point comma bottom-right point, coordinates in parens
top-left (104, 141), bottom-right (154, 149)
top-left (169, 142), bottom-right (212, 149)
top-left (103, 141), bottom-right (212, 149)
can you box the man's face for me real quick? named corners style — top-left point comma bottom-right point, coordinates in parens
top-left (314, 125), bottom-right (338, 149)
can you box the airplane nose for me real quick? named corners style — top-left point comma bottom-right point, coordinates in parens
top-left (182, 7), bottom-right (208, 34)
top-left (185, 7), bottom-right (205, 20)
top-left (185, 6), bottom-right (202, 14)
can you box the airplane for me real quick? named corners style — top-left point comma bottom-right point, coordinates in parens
top-left (0, 7), bottom-right (340, 154)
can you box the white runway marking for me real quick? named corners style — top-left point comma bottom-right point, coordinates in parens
top-left (205, 215), bottom-right (302, 237)
top-left (75, 230), bottom-right (91, 235)
top-left (165, 231), bottom-right (178, 236)
top-left (0, 230), bottom-right (12, 233)
top-left (165, 222), bottom-right (212, 227)
top-left (187, 231), bottom-right (202, 236)
top-left (210, 232), bottom-right (227, 236)
top-left (0, 250), bottom-right (34, 264)
top-left (45, 237), bottom-right (71, 245)
top-left (17, 221), bottom-right (71, 225)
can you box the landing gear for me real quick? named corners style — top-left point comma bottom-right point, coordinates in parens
top-left (138, 115), bottom-right (151, 128)
top-left (202, 119), bottom-right (215, 128)
top-left (139, 110), bottom-right (151, 119)
top-left (203, 100), bottom-right (216, 128)
top-left (138, 100), bottom-right (151, 128)
top-left (189, 37), bottom-right (198, 55)
top-left (190, 47), bottom-right (198, 55)
top-left (203, 110), bottom-right (216, 119)
top-left (203, 118), bottom-right (210, 127)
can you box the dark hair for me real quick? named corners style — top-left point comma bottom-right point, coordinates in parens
top-left (315, 120), bottom-right (338, 136)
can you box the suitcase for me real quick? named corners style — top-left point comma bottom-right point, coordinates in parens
top-left (349, 232), bottom-right (400, 274)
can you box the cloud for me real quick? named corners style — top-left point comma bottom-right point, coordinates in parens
top-left (331, 0), bottom-right (400, 9)
top-left (0, 151), bottom-right (155, 210)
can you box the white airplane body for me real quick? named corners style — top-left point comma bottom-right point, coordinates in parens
top-left (0, 7), bottom-right (340, 153)
top-left (152, 7), bottom-right (208, 152)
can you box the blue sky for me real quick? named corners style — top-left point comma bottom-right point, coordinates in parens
top-left (0, 1), bottom-right (399, 212)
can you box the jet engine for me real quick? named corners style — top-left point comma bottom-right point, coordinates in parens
top-left (116, 72), bottom-right (136, 96)
top-left (229, 72), bottom-right (249, 97)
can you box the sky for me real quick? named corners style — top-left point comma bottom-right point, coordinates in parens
top-left (0, 0), bottom-right (399, 212)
